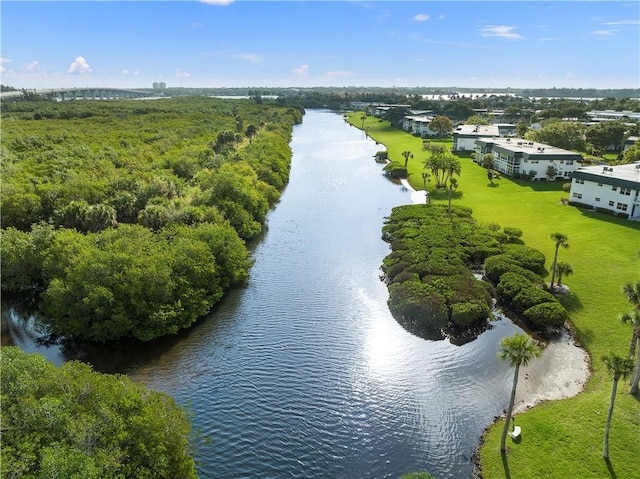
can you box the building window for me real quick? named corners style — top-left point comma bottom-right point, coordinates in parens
top-left (567, 160), bottom-right (573, 165)
top-left (620, 187), bottom-right (631, 196)
top-left (595, 197), bottom-right (600, 202)
top-left (612, 186), bottom-right (617, 191)
top-left (573, 193), bottom-right (582, 199)
top-left (617, 203), bottom-right (628, 212)
top-left (597, 183), bottom-right (603, 187)
top-left (563, 171), bottom-right (570, 177)
top-left (576, 179), bottom-right (585, 184)
top-left (609, 201), bottom-right (615, 207)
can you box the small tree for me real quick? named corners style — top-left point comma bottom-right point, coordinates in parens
top-left (447, 178), bottom-right (458, 216)
top-left (429, 115), bottom-right (453, 137)
top-left (601, 352), bottom-right (635, 459)
top-left (549, 232), bottom-right (569, 287)
top-left (402, 150), bottom-right (414, 168)
top-left (554, 261), bottom-right (573, 287)
top-left (483, 153), bottom-right (496, 185)
top-left (498, 334), bottom-right (542, 454)
top-left (546, 165), bottom-right (558, 181)
top-left (620, 280), bottom-right (640, 394)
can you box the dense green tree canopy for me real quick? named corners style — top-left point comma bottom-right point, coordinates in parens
top-left (1, 347), bottom-right (197, 479)
top-left (1, 97), bottom-right (301, 342)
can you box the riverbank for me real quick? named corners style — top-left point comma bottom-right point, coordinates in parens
top-left (349, 111), bottom-right (639, 479)
top-left (399, 176), bottom-right (591, 413)
top-left (514, 328), bottom-right (590, 413)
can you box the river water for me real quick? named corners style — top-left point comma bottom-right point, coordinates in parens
top-left (2, 109), bottom-right (526, 478)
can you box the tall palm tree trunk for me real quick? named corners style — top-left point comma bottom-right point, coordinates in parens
top-left (500, 364), bottom-right (520, 453)
top-left (631, 335), bottom-right (640, 395)
top-left (603, 376), bottom-right (619, 459)
top-left (550, 245), bottom-right (560, 287)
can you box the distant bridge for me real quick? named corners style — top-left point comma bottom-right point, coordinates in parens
top-left (0, 87), bottom-right (154, 101)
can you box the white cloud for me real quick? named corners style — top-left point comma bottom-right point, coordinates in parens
top-left (200, 0), bottom-right (233, 5)
top-left (24, 61), bottom-right (40, 72)
top-left (479, 25), bottom-right (523, 40)
top-left (68, 56), bottom-right (92, 74)
top-left (1, 57), bottom-right (12, 73)
top-left (121, 69), bottom-right (130, 75)
top-left (604, 20), bottom-right (640, 25)
top-left (293, 64), bottom-right (309, 78)
top-left (176, 69), bottom-right (191, 78)
top-left (232, 53), bottom-right (261, 64)
top-left (593, 29), bottom-right (617, 36)
top-left (414, 14), bottom-right (430, 22)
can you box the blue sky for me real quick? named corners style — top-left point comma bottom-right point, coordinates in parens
top-left (1, 1), bottom-right (638, 90)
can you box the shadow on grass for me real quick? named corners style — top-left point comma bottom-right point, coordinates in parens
top-left (604, 457), bottom-right (617, 479)
top-left (501, 453), bottom-right (512, 479)
top-left (572, 326), bottom-right (595, 348)
top-left (576, 208), bottom-right (640, 231)
top-left (557, 290), bottom-right (583, 313)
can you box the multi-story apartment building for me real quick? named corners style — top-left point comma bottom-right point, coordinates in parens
top-left (569, 162), bottom-right (640, 220)
top-left (474, 138), bottom-right (582, 180)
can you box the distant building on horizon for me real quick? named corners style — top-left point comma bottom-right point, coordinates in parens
top-left (152, 82), bottom-right (167, 90)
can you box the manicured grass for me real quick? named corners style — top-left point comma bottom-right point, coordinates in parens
top-left (348, 112), bottom-right (640, 479)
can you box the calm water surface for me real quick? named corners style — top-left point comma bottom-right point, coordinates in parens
top-left (3, 109), bottom-right (525, 478)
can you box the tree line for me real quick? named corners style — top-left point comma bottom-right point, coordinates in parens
top-left (1, 97), bottom-right (303, 342)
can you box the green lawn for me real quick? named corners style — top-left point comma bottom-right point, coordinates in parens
top-left (348, 112), bottom-right (640, 479)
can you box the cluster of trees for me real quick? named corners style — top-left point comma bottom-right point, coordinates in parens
top-left (526, 120), bottom-right (638, 159)
top-left (381, 204), bottom-right (504, 342)
top-left (1, 97), bottom-right (303, 342)
top-left (1, 347), bottom-right (197, 478)
top-left (381, 204), bottom-right (569, 342)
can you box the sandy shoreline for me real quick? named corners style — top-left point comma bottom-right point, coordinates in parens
top-left (513, 328), bottom-right (591, 413)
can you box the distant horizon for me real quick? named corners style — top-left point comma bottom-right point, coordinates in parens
top-left (2, 1), bottom-right (638, 90)
top-left (5, 85), bottom-right (640, 93)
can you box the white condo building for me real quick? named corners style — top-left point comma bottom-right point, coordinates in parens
top-left (474, 138), bottom-right (583, 180)
top-left (569, 162), bottom-right (640, 220)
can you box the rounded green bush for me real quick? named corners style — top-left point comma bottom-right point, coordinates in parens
top-left (523, 301), bottom-right (568, 328)
top-left (512, 285), bottom-right (557, 312)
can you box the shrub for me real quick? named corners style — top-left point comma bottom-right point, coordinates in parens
top-left (512, 285), bottom-right (557, 312)
top-left (383, 161), bottom-right (407, 179)
top-left (450, 300), bottom-right (491, 327)
top-left (523, 301), bottom-right (568, 329)
top-left (497, 272), bottom-right (533, 301)
top-left (483, 254), bottom-right (521, 283)
top-left (484, 254), bottom-right (543, 284)
top-left (388, 281), bottom-right (448, 331)
top-left (503, 244), bottom-right (546, 275)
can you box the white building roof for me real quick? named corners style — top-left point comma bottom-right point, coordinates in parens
top-left (572, 162), bottom-right (640, 189)
top-left (454, 124), bottom-right (500, 137)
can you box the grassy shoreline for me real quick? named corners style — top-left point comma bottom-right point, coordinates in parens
top-left (346, 112), bottom-right (639, 478)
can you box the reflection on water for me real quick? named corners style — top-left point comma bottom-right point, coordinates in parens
top-left (2, 110), bottom-right (526, 478)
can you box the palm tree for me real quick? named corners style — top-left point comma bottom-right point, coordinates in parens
top-left (621, 280), bottom-right (640, 394)
top-left (402, 150), bottom-right (414, 168)
top-left (601, 352), bottom-right (635, 459)
top-left (447, 178), bottom-right (458, 216)
top-left (498, 333), bottom-right (542, 454)
top-left (549, 232), bottom-right (569, 288)
top-left (421, 172), bottom-right (431, 204)
top-left (554, 261), bottom-right (573, 287)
